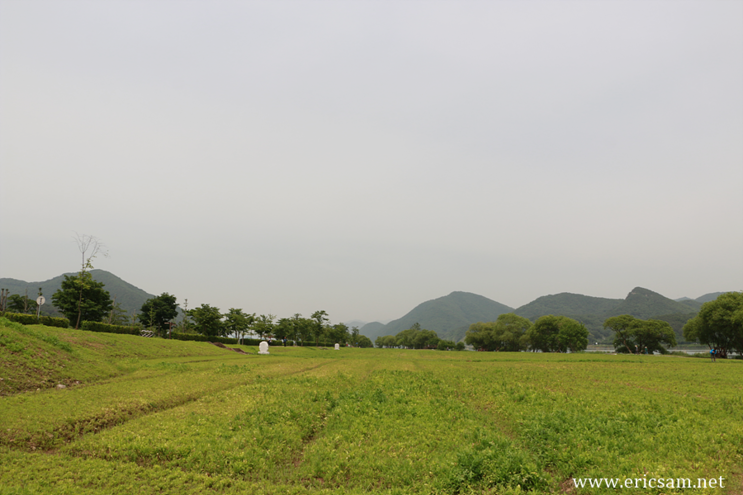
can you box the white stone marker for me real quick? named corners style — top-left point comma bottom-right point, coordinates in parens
top-left (334, 343), bottom-right (340, 350)
top-left (258, 341), bottom-right (270, 354)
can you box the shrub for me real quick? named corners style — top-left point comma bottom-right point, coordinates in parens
top-left (0, 311), bottom-right (70, 328)
top-left (81, 321), bottom-right (141, 335)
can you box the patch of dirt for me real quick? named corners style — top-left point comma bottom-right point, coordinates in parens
top-left (561, 478), bottom-right (577, 494)
top-left (209, 342), bottom-right (247, 354)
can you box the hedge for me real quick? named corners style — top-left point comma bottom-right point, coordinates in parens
top-left (0, 312), bottom-right (70, 328)
top-left (80, 321), bottom-right (141, 335)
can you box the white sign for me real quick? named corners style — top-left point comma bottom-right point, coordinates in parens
top-left (258, 341), bottom-right (270, 355)
top-left (334, 343), bottom-right (340, 350)
top-left (37, 296), bottom-right (45, 306)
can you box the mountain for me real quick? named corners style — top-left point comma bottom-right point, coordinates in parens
top-left (359, 322), bottom-right (387, 341)
top-left (514, 293), bottom-right (622, 320)
top-left (695, 292), bottom-right (726, 304)
top-left (607, 287), bottom-right (699, 319)
top-left (0, 270), bottom-right (155, 317)
top-left (375, 291), bottom-right (513, 343)
top-left (511, 287), bottom-right (705, 343)
top-left (342, 320), bottom-right (368, 329)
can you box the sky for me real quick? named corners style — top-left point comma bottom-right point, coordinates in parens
top-left (1, 0), bottom-right (742, 324)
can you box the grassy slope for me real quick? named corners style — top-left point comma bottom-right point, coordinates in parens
top-left (0, 318), bottom-right (229, 395)
top-left (1, 319), bottom-right (742, 494)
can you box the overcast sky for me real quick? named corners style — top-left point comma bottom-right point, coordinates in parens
top-left (1, 0), bottom-right (741, 324)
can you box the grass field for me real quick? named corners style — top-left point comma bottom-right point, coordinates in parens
top-left (1, 318), bottom-right (742, 494)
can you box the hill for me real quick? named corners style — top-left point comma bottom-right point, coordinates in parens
top-left (607, 287), bottom-right (699, 320)
top-left (0, 270), bottom-right (155, 318)
top-left (377, 291), bottom-right (513, 342)
top-left (695, 292), bottom-right (726, 304)
top-left (511, 287), bottom-right (704, 343)
top-left (359, 321), bottom-right (387, 341)
top-left (514, 293), bottom-right (622, 320)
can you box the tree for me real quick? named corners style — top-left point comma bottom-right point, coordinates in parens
top-left (311, 310), bottom-right (329, 346)
top-left (526, 315), bottom-right (588, 352)
top-left (188, 304), bottom-right (224, 338)
top-left (70, 233), bottom-right (108, 329)
top-left (413, 329), bottom-right (439, 349)
top-left (375, 335), bottom-right (398, 348)
top-left (138, 293), bottom-right (178, 336)
top-left (350, 326), bottom-right (361, 346)
top-left (6, 294), bottom-right (37, 315)
top-left (328, 322), bottom-right (350, 345)
top-left (465, 313), bottom-right (532, 352)
top-left (253, 314), bottom-right (276, 340)
top-left (293, 314), bottom-right (313, 345)
top-left (356, 335), bottom-right (373, 348)
top-left (52, 273), bottom-right (113, 325)
top-left (683, 292), bottom-right (743, 358)
top-left (274, 318), bottom-right (294, 342)
top-left (605, 315), bottom-right (677, 354)
top-left (107, 297), bottom-right (129, 326)
top-left (223, 308), bottom-right (255, 344)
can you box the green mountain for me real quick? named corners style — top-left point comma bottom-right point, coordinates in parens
top-left (514, 293), bottom-right (622, 320)
top-left (359, 321), bottom-right (387, 341)
top-left (510, 287), bottom-right (704, 343)
top-left (607, 287), bottom-right (697, 319)
top-left (0, 270), bottom-right (155, 318)
top-left (376, 291), bottom-right (514, 342)
top-left (695, 292), bottom-right (726, 304)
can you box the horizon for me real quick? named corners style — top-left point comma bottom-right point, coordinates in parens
top-left (1, 268), bottom-right (736, 326)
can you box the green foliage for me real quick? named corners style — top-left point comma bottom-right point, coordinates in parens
top-left (310, 310), bottom-right (328, 346)
top-left (188, 304), bottom-right (224, 338)
top-left (326, 322), bottom-right (350, 344)
top-left (356, 335), bottom-right (373, 348)
top-left (51, 272), bottom-right (113, 327)
top-left (6, 294), bottom-right (38, 314)
top-left (375, 334), bottom-right (398, 347)
top-left (222, 308), bottom-right (255, 344)
top-left (138, 293), bottom-right (178, 336)
top-left (106, 300), bottom-right (129, 326)
top-left (651, 312), bottom-right (699, 343)
top-left (0, 312), bottom-right (69, 328)
top-left (526, 315), bottom-right (589, 352)
top-left (605, 315), bottom-right (677, 354)
top-left (683, 291), bottom-right (743, 356)
top-left (394, 324), bottom-right (440, 349)
top-left (252, 313), bottom-right (275, 340)
top-left (465, 313), bottom-right (532, 351)
top-left (81, 321), bottom-right (141, 336)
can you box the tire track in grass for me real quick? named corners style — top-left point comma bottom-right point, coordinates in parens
top-left (2, 358), bottom-right (334, 452)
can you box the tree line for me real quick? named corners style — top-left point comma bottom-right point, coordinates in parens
top-left (456, 292), bottom-right (743, 356)
top-left (464, 313), bottom-right (590, 352)
top-left (375, 323), bottom-right (465, 350)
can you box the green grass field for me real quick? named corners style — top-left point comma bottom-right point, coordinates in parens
top-left (1, 318), bottom-right (741, 494)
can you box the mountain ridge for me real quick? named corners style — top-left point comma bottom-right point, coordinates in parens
top-left (0, 270), bottom-right (155, 318)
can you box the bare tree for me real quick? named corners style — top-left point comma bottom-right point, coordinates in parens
top-left (73, 233), bottom-right (108, 329)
